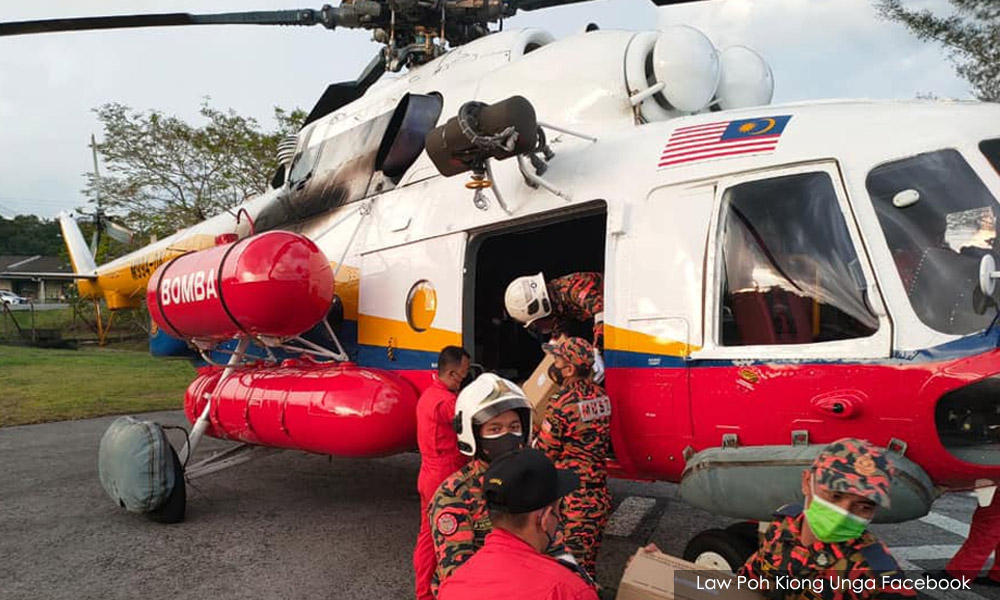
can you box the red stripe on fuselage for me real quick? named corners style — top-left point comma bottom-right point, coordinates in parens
top-left (603, 351), bottom-right (1000, 489)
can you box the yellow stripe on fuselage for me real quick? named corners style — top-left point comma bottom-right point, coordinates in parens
top-left (605, 324), bottom-right (700, 357)
top-left (358, 314), bottom-right (460, 352)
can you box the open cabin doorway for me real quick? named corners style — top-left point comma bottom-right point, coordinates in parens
top-left (465, 204), bottom-right (607, 383)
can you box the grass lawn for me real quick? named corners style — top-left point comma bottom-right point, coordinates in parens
top-left (0, 344), bottom-right (195, 427)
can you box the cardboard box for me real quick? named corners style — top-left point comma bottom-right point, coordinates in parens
top-left (617, 550), bottom-right (763, 600)
top-left (521, 354), bottom-right (560, 427)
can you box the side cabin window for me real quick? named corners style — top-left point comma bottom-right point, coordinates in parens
top-left (718, 172), bottom-right (878, 346)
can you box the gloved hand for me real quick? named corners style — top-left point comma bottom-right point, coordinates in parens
top-left (592, 348), bottom-right (605, 384)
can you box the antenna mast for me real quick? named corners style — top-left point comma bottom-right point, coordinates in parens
top-left (88, 134), bottom-right (104, 255)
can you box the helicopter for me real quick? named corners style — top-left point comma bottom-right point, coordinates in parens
top-left (3, 0), bottom-right (1000, 572)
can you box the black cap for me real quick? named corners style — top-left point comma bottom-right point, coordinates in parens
top-left (483, 449), bottom-right (579, 514)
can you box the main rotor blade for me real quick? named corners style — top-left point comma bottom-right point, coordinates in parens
top-left (511, 0), bottom-right (705, 10)
top-left (507, 0), bottom-right (596, 11)
top-left (0, 8), bottom-right (343, 38)
top-left (104, 220), bottom-right (135, 245)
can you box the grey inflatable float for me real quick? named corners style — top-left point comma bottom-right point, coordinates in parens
top-left (679, 444), bottom-right (936, 523)
top-left (98, 416), bottom-right (185, 522)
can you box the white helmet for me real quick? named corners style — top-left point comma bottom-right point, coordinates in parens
top-left (454, 373), bottom-right (532, 458)
top-left (504, 272), bottom-right (552, 327)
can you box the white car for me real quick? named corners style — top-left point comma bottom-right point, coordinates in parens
top-left (0, 290), bottom-right (26, 305)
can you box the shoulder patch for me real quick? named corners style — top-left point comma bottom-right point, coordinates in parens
top-left (859, 543), bottom-right (901, 575)
top-left (436, 513), bottom-right (459, 537)
top-left (578, 396), bottom-right (612, 422)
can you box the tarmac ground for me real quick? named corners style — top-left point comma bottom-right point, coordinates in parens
top-left (0, 410), bottom-right (994, 600)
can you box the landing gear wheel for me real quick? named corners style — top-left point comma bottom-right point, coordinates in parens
top-left (682, 528), bottom-right (756, 573)
top-left (147, 446), bottom-right (186, 524)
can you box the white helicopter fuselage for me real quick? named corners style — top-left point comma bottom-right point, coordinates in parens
top-left (86, 27), bottom-right (1000, 522)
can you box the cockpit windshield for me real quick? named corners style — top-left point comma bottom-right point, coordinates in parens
top-left (867, 148), bottom-right (1000, 335)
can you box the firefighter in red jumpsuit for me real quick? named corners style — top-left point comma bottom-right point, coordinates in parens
top-left (935, 493), bottom-right (1000, 585)
top-left (437, 449), bottom-right (598, 600)
top-left (413, 346), bottom-right (470, 600)
top-left (504, 271), bottom-right (604, 382)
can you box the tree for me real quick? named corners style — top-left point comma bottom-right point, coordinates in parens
top-left (0, 215), bottom-right (63, 256)
top-left (84, 101), bottom-right (306, 239)
top-left (875, 0), bottom-right (999, 101)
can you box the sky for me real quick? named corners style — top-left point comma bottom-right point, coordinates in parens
top-left (0, 0), bottom-right (972, 219)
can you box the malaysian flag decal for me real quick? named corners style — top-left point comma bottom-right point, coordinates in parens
top-left (658, 115), bottom-right (792, 169)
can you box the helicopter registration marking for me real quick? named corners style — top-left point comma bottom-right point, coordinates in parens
top-left (160, 269), bottom-right (218, 306)
top-left (658, 115), bottom-right (792, 168)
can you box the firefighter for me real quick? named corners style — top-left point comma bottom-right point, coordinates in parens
top-left (535, 337), bottom-right (612, 579)
top-left (413, 346), bottom-right (471, 600)
top-left (437, 449), bottom-right (598, 600)
top-left (426, 372), bottom-right (533, 595)
top-left (504, 271), bottom-right (604, 382)
top-left (739, 438), bottom-right (917, 600)
top-left (930, 497), bottom-right (1000, 585)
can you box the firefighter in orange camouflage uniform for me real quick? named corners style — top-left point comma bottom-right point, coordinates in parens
top-left (504, 272), bottom-right (605, 382)
top-left (739, 438), bottom-right (917, 600)
top-left (427, 373), bottom-right (533, 595)
top-left (535, 337), bottom-right (612, 579)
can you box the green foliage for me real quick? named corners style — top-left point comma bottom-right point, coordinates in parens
top-left (875, 0), bottom-right (1000, 101)
top-left (84, 100), bottom-right (306, 239)
top-left (0, 215), bottom-right (63, 256)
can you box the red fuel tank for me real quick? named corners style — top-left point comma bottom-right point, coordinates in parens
top-left (184, 362), bottom-right (419, 457)
top-left (147, 231), bottom-right (334, 340)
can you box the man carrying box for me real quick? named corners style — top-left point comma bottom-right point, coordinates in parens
top-left (504, 271), bottom-right (605, 383)
top-left (630, 439), bottom-right (916, 600)
top-left (738, 438), bottom-right (915, 600)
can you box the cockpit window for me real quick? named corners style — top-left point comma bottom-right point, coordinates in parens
top-left (867, 149), bottom-right (1000, 335)
top-left (288, 124), bottom-right (319, 187)
top-left (982, 139), bottom-right (1000, 175)
top-left (719, 172), bottom-right (878, 346)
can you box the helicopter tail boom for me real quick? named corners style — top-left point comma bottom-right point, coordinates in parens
top-left (58, 211), bottom-right (97, 274)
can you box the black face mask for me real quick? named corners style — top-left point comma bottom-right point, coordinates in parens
top-left (548, 363), bottom-right (566, 386)
top-left (479, 432), bottom-right (524, 462)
